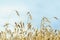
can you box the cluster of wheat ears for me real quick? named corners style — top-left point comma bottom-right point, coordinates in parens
top-left (0, 10), bottom-right (60, 40)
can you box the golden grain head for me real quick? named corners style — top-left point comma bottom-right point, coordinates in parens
top-left (4, 22), bottom-right (9, 27)
top-left (53, 17), bottom-right (58, 20)
top-left (27, 11), bottom-right (32, 20)
top-left (15, 10), bottom-right (20, 16)
top-left (29, 14), bottom-right (32, 20)
top-left (27, 23), bottom-right (32, 29)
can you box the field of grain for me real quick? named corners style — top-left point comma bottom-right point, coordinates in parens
top-left (0, 11), bottom-right (60, 40)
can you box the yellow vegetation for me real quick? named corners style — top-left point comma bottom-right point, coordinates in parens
top-left (0, 11), bottom-right (60, 40)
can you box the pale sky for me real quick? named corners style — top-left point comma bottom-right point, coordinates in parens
top-left (0, 0), bottom-right (60, 31)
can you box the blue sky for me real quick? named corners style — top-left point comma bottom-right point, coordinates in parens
top-left (0, 0), bottom-right (60, 31)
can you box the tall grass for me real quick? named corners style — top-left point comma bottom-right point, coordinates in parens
top-left (0, 11), bottom-right (60, 40)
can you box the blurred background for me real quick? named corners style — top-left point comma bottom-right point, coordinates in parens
top-left (0, 0), bottom-right (60, 31)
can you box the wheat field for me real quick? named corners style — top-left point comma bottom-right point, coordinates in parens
top-left (0, 11), bottom-right (60, 40)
